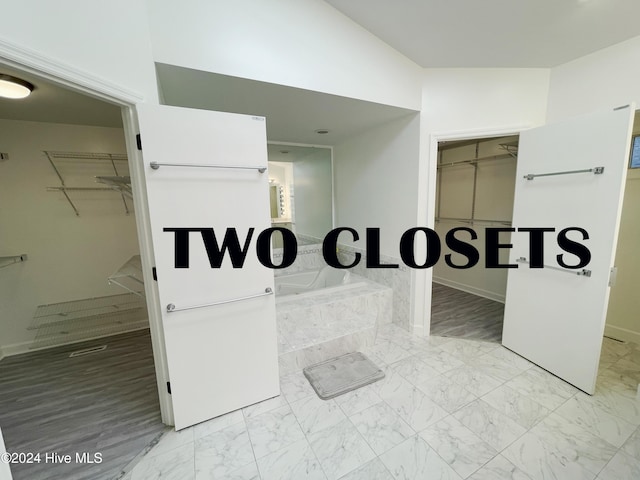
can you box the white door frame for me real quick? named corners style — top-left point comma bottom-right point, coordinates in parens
top-left (0, 38), bottom-right (173, 425)
top-left (412, 124), bottom-right (531, 337)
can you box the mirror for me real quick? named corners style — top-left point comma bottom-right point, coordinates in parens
top-left (267, 144), bottom-right (333, 246)
top-left (269, 183), bottom-right (285, 218)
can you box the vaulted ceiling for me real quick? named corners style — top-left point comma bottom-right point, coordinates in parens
top-left (325, 0), bottom-right (640, 67)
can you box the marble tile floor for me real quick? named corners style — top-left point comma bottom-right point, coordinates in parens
top-left (121, 325), bottom-right (640, 480)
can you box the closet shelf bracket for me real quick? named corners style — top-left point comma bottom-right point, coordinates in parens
top-left (108, 255), bottom-right (145, 297)
top-left (499, 141), bottom-right (519, 159)
top-left (44, 151), bottom-right (131, 216)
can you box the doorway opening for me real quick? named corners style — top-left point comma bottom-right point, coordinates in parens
top-left (430, 134), bottom-right (519, 343)
top-left (0, 66), bottom-right (165, 480)
top-left (602, 109), bottom-right (640, 368)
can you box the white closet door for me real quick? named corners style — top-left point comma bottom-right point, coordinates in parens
top-left (503, 105), bottom-right (634, 394)
top-left (137, 104), bottom-right (279, 430)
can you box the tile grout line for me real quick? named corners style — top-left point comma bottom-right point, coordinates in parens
top-left (241, 407), bottom-right (262, 479)
top-left (284, 386), bottom-right (330, 480)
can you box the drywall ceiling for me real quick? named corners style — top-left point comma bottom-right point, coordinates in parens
top-left (155, 63), bottom-right (417, 146)
top-left (0, 65), bottom-right (122, 127)
top-left (325, 0), bottom-right (640, 67)
top-left (267, 144), bottom-right (330, 163)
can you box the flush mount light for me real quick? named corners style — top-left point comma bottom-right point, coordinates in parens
top-left (0, 74), bottom-right (34, 99)
top-left (315, 129), bottom-right (330, 135)
top-left (280, 150), bottom-right (290, 154)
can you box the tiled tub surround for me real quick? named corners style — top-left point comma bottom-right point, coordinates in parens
top-left (272, 244), bottom-right (326, 276)
top-left (120, 327), bottom-right (640, 480)
top-left (273, 242), bottom-right (411, 332)
top-left (276, 274), bottom-right (393, 376)
top-left (337, 244), bottom-right (412, 332)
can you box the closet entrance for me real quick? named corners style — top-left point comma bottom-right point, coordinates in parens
top-left (0, 66), bottom-right (163, 480)
top-left (604, 110), bottom-right (640, 347)
top-left (431, 135), bottom-right (519, 342)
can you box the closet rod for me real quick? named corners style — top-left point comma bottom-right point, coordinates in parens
top-left (524, 166), bottom-right (604, 181)
top-left (437, 153), bottom-right (514, 169)
top-left (46, 151), bottom-right (128, 161)
top-left (150, 162), bottom-right (267, 173)
top-left (0, 254), bottom-right (28, 269)
top-left (47, 187), bottom-right (114, 192)
top-left (516, 257), bottom-right (591, 277)
top-left (435, 216), bottom-right (512, 226)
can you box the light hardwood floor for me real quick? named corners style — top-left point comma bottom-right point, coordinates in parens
top-left (430, 283), bottom-right (504, 343)
top-left (0, 329), bottom-right (165, 480)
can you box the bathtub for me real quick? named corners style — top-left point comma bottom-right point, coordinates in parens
top-left (275, 266), bottom-right (351, 296)
top-left (274, 270), bottom-right (394, 375)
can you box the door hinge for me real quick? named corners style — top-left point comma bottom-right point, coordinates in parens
top-left (167, 381), bottom-right (171, 394)
top-left (609, 267), bottom-right (618, 287)
top-left (152, 267), bottom-right (157, 281)
top-left (136, 134), bottom-right (142, 150)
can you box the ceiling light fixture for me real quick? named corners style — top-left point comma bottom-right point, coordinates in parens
top-left (0, 74), bottom-right (34, 99)
top-left (315, 129), bottom-right (330, 135)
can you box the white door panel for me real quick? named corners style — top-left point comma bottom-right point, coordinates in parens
top-left (503, 105), bottom-right (634, 394)
top-left (138, 104), bottom-right (279, 429)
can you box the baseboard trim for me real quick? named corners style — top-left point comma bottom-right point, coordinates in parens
top-left (1, 325), bottom-right (150, 357)
top-left (412, 323), bottom-right (426, 338)
top-left (433, 277), bottom-right (505, 304)
top-left (604, 324), bottom-right (640, 346)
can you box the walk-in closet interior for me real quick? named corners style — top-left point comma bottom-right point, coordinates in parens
top-left (431, 135), bottom-right (519, 342)
top-left (605, 110), bottom-right (640, 346)
top-left (0, 68), bottom-right (163, 480)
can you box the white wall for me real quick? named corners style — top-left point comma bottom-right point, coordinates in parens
top-left (293, 149), bottom-right (333, 240)
top-left (334, 113), bottom-right (421, 257)
top-left (146, 0), bottom-right (423, 110)
top-left (422, 69), bottom-right (551, 134)
top-left (547, 36), bottom-right (640, 123)
top-left (1, 0), bottom-right (157, 101)
top-left (433, 137), bottom-right (518, 302)
top-left (0, 120), bottom-right (140, 352)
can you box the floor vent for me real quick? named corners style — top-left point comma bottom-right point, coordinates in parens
top-left (69, 345), bottom-right (107, 358)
